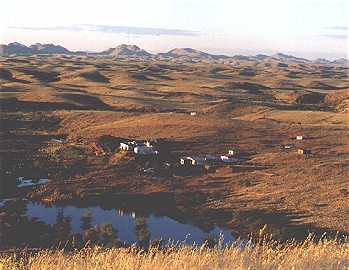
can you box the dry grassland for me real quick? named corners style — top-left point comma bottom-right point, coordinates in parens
top-left (1, 236), bottom-right (348, 270)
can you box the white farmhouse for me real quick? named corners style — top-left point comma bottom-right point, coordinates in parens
top-left (220, 155), bottom-right (238, 163)
top-left (120, 141), bottom-right (135, 151)
top-left (134, 145), bottom-right (158, 155)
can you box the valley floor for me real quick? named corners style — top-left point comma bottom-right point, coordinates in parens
top-left (1, 55), bottom-right (348, 245)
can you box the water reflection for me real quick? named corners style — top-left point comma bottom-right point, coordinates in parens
top-left (0, 200), bottom-right (234, 249)
top-left (26, 201), bottom-right (234, 245)
top-left (134, 215), bottom-right (151, 249)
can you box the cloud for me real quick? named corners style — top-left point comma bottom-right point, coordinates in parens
top-left (321, 26), bottom-right (348, 40)
top-left (321, 34), bottom-right (348, 40)
top-left (326, 26), bottom-right (348, 31)
top-left (9, 24), bottom-right (200, 37)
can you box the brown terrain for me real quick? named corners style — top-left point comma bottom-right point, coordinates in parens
top-left (0, 52), bottom-right (348, 240)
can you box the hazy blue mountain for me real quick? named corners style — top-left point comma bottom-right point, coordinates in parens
top-left (29, 43), bottom-right (71, 54)
top-left (0, 42), bottom-right (34, 56)
top-left (0, 42), bottom-right (71, 56)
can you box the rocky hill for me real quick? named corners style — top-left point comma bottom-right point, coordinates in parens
top-left (29, 43), bottom-right (70, 54)
top-left (158, 48), bottom-right (228, 60)
top-left (0, 42), bottom-right (34, 56)
top-left (99, 44), bottom-right (151, 58)
top-left (0, 42), bottom-right (71, 56)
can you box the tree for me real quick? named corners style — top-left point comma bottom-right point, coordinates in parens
top-left (135, 216), bottom-right (151, 250)
top-left (83, 223), bottom-right (118, 247)
top-left (81, 210), bottom-right (93, 231)
top-left (53, 208), bottom-right (72, 246)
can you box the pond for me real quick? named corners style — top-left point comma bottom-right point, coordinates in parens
top-left (2, 177), bottom-right (343, 250)
top-left (27, 201), bottom-right (234, 245)
top-left (0, 199), bottom-right (235, 249)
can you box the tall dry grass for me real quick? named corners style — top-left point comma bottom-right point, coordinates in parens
top-left (1, 236), bottom-right (348, 270)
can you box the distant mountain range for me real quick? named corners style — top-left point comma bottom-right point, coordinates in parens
top-left (0, 42), bottom-right (348, 65)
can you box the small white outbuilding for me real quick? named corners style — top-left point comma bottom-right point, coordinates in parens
top-left (180, 156), bottom-right (205, 166)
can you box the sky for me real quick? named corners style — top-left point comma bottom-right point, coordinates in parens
top-left (0, 0), bottom-right (348, 59)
